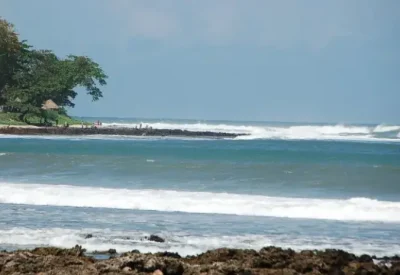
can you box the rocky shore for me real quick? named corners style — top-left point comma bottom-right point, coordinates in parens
top-left (0, 246), bottom-right (399, 275)
top-left (0, 126), bottom-right (241, 138)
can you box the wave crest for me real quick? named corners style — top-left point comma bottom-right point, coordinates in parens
top-left (1, 183), bottom-right (399, 223)
top-left (102, 122), bottom-right (399, 142)
top-left (373, 125), bottom-right (400, 133)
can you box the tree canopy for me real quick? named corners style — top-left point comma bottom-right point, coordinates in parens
top-left (0, 18), bottom-right (21, 96)
top-left (0, 17), bottom-right (107, 122)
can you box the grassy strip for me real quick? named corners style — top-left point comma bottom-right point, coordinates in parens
top-left (0, 112), bottom-right (88, 126)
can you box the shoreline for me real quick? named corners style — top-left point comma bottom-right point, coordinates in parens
top-left (0, 125), bottom-right (242, 138)
top-left (0, 245), bottom-right (398, 274)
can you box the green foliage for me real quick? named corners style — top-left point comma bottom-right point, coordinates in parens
top-left (42, 110), bottom-right (58, 122)
top-left (0, 18), bottom-right (21, 98)
top-left (0, 18), bottom-right (108, 124)
top-left (0, 112), bottom-right (26, 125)
top-left (0, 112), bottom-right (87, 126)
top-left (5, 49), bottom-right (108, 111)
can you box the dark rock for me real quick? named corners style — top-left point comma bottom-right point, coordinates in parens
top-left (300, 250), bottom-right (314, 257)
top-left (359, 254), bottom-right (373, 263)
top-left (391, 255), bottom-right (400, 261)
top-left (163, 260), bottom-right (184, 275)
top-left (92, 248), bottom-right (117, 255)
top-left (319, 249), bottom-right (357, 266)
top-left (108, 249), bottom-right (117, 254)
top-left (0, 245), bottom-right (399, 275)
top-left (149, 234), bottom-right (165, 243)
top-left (0, 126), bottom-right (243, 139)
top-left (84, 234), bottom-right (93, 239)
top-left (155, 251), bottom-right (181, 259)
top-left (32, 245), bottom-right (86, 257)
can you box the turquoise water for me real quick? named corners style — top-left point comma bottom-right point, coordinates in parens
top-left (0, 119), bottom-right (400, 256)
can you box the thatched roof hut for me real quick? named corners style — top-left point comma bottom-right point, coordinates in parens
top-left (41, 99), bottom-right (59, 110)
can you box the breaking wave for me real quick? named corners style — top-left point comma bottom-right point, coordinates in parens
top-left (373, 125), bottom-right (400, 133)
top-left (1, 183), bottom-right (399, 223)
top-left (102, 122), bottom-right (400, 142)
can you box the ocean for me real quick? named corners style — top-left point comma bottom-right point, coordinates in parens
top-left (0, 118), bottom-right (399, 257)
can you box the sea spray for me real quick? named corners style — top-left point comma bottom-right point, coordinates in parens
top-left (102, 122), bottom-right (400, 142)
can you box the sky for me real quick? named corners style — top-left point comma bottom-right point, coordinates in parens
top-left (1, 0), bottom-right (399, 123)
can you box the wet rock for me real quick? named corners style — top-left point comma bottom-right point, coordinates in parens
top-left (163, 260), bottom-right (184, 275)
top-left (0, 126), bottom-right (242, 139)
top-left (108, 249), bottom-right (117, 254)
top-left (391, 261), bottom-right (400, 273)
top-left (84, 233), bottom-right (93, 239)
top-left (32, 245), bottom-right (86, 257)
top-left (0, 246), bottom-right (399, 275)
top-left (92, 248), bottom-right (117, 255)
top-left (144, 258), bottom-right (158, 271)
top-left (359, 254), bottom-right (373, 263)
top-left (155, 251), bottom-right (181, 259)
top-left (318, 249), bottom-right (357, 267)
top-left (149, 234), bottom-right (165, 243)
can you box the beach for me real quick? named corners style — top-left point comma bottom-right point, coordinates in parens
top-left (2, 3), bottom-right (399, 273)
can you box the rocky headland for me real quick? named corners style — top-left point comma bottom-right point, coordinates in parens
top-left (0, 245), bottom-right (399, 275)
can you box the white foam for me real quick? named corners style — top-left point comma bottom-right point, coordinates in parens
top-left (0, 227), bottom-right (398, 257)
top-left (1, 122), bottom-right (399, 143)
top-left (373, 125), bottom-right (400, 133)
top-left (102, 122), bottom-right (400, 142)
top-left (1, 183), bottom-right (399, 223)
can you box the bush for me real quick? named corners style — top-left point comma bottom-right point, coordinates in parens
top-left (40, 110), bottom-right (58, 124)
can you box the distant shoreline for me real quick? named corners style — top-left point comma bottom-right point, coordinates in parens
top-left (0, 125), bottom-right (241, 138)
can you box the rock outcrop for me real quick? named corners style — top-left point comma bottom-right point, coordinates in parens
top-left (0, 246), bottom-right (399, 274)
top-left (0, 126), bottom-right (241, 138)
top-left (148, 235), bottom-right (165, 243)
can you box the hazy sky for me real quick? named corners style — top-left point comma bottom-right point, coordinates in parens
top-left (1, 0), bottom-right (399, 123)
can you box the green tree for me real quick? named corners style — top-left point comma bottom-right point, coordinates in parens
top-left (1, 18), bottom-right (108, 123)
top-left (4, 48), bottom-right (107, 121)
top-left (0, 18), bottom-right (21, 100)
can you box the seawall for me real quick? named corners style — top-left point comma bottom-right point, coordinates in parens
top-left (0, 126), bottom-right (241, 138)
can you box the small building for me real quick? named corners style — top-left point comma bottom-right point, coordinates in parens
top-left (41, 99), bottom-right (59, 110)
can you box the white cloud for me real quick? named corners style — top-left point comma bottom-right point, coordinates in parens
top-left (101, 0), bottom-right (399, 49)
top-left (107, 1), bottom-right (180, 40)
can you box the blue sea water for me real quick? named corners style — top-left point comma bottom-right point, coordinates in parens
top-left (0, 119), bottom-right (399, 256)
